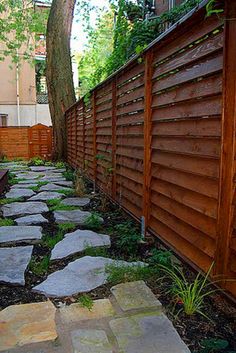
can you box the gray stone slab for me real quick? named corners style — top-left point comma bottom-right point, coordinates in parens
top-left (111, 281), bottom-right (162, 312)
top-left (51, 230), bottom-right (111, 260)
top-left (15, 214), bottom-right (49, 226)
top-left (54, 180), bottom-right (73, 187)
top-left (29, 191), bottom-right (63, 201)
top-left (5, 188), bottom-right (35, 199)
top-left (30, 166), bottom-right (56, 171)
top-left (2, 202), bottom-right (49, 217)
top-left (109, 313), bottom-right (191, 353)
top-left (41, 176), bottom-right (66, 182)
top-left (33, 256), bottom-right (144, 297)
top-left (0, 226), bottom-right (42, 245)
top-left (17, 180), bottom-right (40, 185)
top-left (0, 246), bottom-right (33, 285)
top-left (11, 183), bottom-right (38, 189)
top-left (53, 210), bottom-right (97, 225)
top-left (16, 173), bottom-right (44, 180)
top-left (61, 197), bottom-right (90, 207)
top-left (71, 329), bottom-right (112, 353)
top-left (39, 183), bottom-right (72, 192)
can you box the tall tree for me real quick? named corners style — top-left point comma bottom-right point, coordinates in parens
top-left (46, 0), bottom-right (76, 160)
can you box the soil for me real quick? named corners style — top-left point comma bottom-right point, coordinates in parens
top-left (0, 179), bottom-right (235, 353)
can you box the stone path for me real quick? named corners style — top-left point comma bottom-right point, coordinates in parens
top-left (0, 162), bottom-right (191, 352)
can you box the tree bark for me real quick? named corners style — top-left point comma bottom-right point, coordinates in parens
top-left (46, 0), bottom-right (76, 160)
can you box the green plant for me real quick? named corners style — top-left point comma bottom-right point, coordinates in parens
top-left (56, 189), bottom-right (75, 197)
top-left (55, 161), bottom-right (66, 169)
top-left (160, 263), bottom-right (219, 317)
top-left (28, 181), bottom-right (48, 192)
top-left (77, 294), bottom-right (94, 311)
top-left (0, 197), bottom-right (24, 205)
top-left (206, 0), bottom-right (224, 17)
top-left (84, 213), bottom-right (103, 230)
top-left (57, 222), bottom-right (76, 233)
top-left (29, 255), bottom-right (50, 275)
top-left (63, 168), bottom-right (75, 182)
top-left (199, 338), bottom-right (229, 353)
top-left (148, 249), bottom-right (173, 268)
top-left (28, 157), bottom-right (45, 166)
top-left (42, 232), bottom-right (64, 249)
top-left (105, 263), bottom-right (156, 286)
top-left (0, 155), bottom-right (9, 163)
top-left (8, 172), bottom-right (19, 185)
top-left (114, 221), bottom-right (141, 256)
top-left (0, 218), bottom-right (15, 226)
top-left (46, 199), bottom-right (78, 211)
top-left (84, 245), bottom-right (109, 257)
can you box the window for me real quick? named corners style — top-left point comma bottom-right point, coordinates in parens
top-left (0, 114), bottom-right (8, 127)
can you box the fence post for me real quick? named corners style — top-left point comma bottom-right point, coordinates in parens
top-left (92, 91), bottom-right (97, 182)
top-left (82, 100), bottom-right (86, 170)
top-left (215, 0), bottom-right (236, 278)
top-left (112, 78), bottom-right (117, 200)
top-left (74, 105), bottom-right (78, 169)
top-left (142, 49), bottom-right (154, 236)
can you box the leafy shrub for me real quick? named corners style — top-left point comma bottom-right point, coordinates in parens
top-left (63, 168), bottom-right (75, 182)
top-left (148, 248), bottom-right (173, 268)
top-left (28, 157), bottom-right (45, 166)
top-left (0, 218), bottom-right (15, 226)
top-left (77, 294), bottom-right (94, 311)
top-left (114, 221), bottom-right (141, 256)
top-left (84, 214), bottom-right (103, 230)
top-left (55, 161), bottom-right (66, 169)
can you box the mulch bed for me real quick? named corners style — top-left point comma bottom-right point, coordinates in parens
top-left (0, 180), bottom-right (235, 353)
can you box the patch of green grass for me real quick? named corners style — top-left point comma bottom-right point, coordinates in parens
top-left (55, 161), bottom-right (66, 169)
top-left (27, 181), bottom-right (48, 192)
top-left (105, 263), bottom-right (156, 286)
top-left (46, 199), bottom-right (78, 211)
top-left (29, 255), bottom-right (50, 275)
top-left (0, 218), bottom-right (15, 226)
top-left (56, 189), bottom-right (75, 197)
top-left (42, 232), bottom-right (64, 249)
top-left (77, 294), bottom-right (94, 311)
top-left (28, 157), bottom-right (45, 166)
top-left (63, 169), bottom-right (75, 182)
top-left (0, 156), bottom-right (10, 163)
top-left (84, 213), bottom-right (103, 230)
top-left (114, 221), bottom-right (142, 257)
top-left (0, 197), bottom-right (24, 205)
top-left (57, 222), bottom-right (76, 233)
top-left (148, 249), bottom-right (173, 268)
top-left (84, 245), bottom-right (109, 257)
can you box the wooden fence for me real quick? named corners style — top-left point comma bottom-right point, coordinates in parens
top-left (66, 0), bottom-right (236, 299)
top-left (0, 124), bottom-right (53, 160)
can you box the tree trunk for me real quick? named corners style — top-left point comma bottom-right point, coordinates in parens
top-left (46, 0), bottom-right (76, 160)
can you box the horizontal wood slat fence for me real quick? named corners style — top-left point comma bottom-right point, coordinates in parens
top-left (66, 0), bottom-right (236, 299)
top-left (0, 124), bottom-right (53, 160)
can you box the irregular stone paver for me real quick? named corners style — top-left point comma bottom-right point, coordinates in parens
top-left (30, 166), bottom-right (56, 171)
top-left (51, 229), bottom-right (111, 260)
top-left (16, 173), bottom-right (44, 180)
top-left (11, 183), bottom-right (38, 189)
top-left (71, 329), bottom-right (112, 353)
top-left (0, 301), bottom-right (57, 352)
top-left (17, 180), bottom-right (40, 184)
top-left (5, 188), bottom-right (35, 199)
top-left (33, 256), bottom-right (144, 297)
top-left (0, 246), bottom-right (33, 285)
top-left (55, 180), bottom-right (73, 187)
top-left (61, 197), bottom-right (90, 207)
top-left (60, 299), bottom-right (115, 324)
top-left (53, 210), bottom-right (103, 225)
top-left (29, 191), bottom-right (64, 201)
top-left (109, 313), bottom-right (191, 353)
top-left (111, 280), bottom-right (162, 312)
top-left (39, 183), bottom-right (72, 192)
top-left (0, 226), bottom-right (42, 245)
top-left (15, 214), bottom-right (49, 226)
top-left (2, 201), bottom-right (49, 217)
top-left (41, 176), bottom-right (66, 182)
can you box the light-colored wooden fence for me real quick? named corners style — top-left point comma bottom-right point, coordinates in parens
top-left (66, 0), bottom-right (236, 300)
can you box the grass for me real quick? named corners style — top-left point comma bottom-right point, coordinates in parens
top-left (84, 213), bottom-right (103, 230)
top-left (77, 294), bottom-right (94, 311)
top-left (84, 245), bottom-right (109, 257)
top-left (0, 218), bottom-right (15, 226)
top-left (27, 181), bottom-right (48, 192)
top-left (57, 222), bottom-right (76, 233)
top-left (63, 169), bottom-right (75, 182)
top-left (105, 263), bottom-right (157, 286)
top-left (0, 197), bottom-right (24, 205)
top-left (46, 199), bottom-right (79, 211)
top-left (29, 255), bottom-right (50, 275)
top-left (43, 222), bottom-right (76, 249)
top-left (56, 189), bottom-right (75, 197)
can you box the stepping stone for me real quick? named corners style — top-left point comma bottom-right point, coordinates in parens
top-left (109, 313), bottom-right (191, 353)
top-left (53, 210), bottom-right (102, 225)
top-left (17, 180), bottom-right (40, 184)
top-left (0, 246), bottom-right (33, 285)
top-left (51, 229), bottom-right (111, 260)
top-left (2, 201), bottom-right (49, 217)
top-left (11, 183), bottom-right (38, 189)
top-left (0, 301), bottom-right (57, 351)
top-left (5, 188), bottom-right (35, 199)
top-left (33, 256), bottom-right (145, 297)
top-left (29, 191), bottom-right (63, 201)
top-left (30, 166), bottom-right (56, 171)
top-left (111, 281), bottom-right (162, 312)
top-left (55, 180), bottom-right (73, 187)
top-left (41, 176), bottom-right (66, 182)
top-left (71, 329), bottom-right (112, 353)
top-left (16, 173), bottom-right (44, 180)
top-left (39, 183), bottom-right (72, 192)
top-left (60, 299), bottom-right (115, 324)
top-left (0, 226), bottom-right (42, 245)
top-left (15, 214), bottom-right (49, 226)
top-left (61, 197), bottom-right (90, 207)
top-left (52, 168), bottom-right (66, 173)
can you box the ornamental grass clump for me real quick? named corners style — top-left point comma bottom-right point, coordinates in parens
top-left (160, 262), bottom-right (219, 317)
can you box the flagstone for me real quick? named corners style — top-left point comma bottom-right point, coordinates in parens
top-left (53, 210), bottom-right (99, 225)
top-left (11, 183), bottom-right (38, 189)
top-left (71, 329), bottom-right (112, 353)
top-left (39, 183), bottom-right (72, 192)
top-left (54, 180), bottom-right (73, 187)
top-left (2, 201), bottom-right (49, 217)
top-left (0, 226), bottom-right (42, 245)
top-left (5, 188), bottom-right (35, 199)
top-left (29, 191), bottom-right (64, 201)
top-left (30, 166), bottom-right (56, 171)
top-left (15, 214), bottom-right (49, 226)
top-left (61, 197), bottom-right (90, 207)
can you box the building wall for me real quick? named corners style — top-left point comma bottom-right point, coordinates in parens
top-left (155, 0), bottom-right (185, 15)
top-left (0, 104), bottom-right (51, 126)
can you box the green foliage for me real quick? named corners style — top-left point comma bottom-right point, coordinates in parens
top-left (8, 172), bottom-right (20, 185)
top-left (28, 157), bottom-right (45, 166)
top-left (63, 169), bottom-right (75, 182)
top-left (114, 221), bottom-right (141, 256)
top-left (43, 222), bottom-right (76, 249)
top-left (106, 263), bottom-right (156, 285)
top-left (0, 156), bottom-right (9, 163)
top-left (57, 222), bottom-right (76, 233)
top-left (56, 189), bottom-right (75, 197)
top-left (84, 213), bottom-right (103, 230)
top-left (84, 245), bottom-right (109, 257)
top-left (0, 197), bottom-right (23, 205)
top-left (148, 249), bottom-right (173, 268)
top-left (55, 161), bottom-right (66, 169)
top-left (77, 294), bottom-right (94, 311)
top-left (0, 218), bottom-right (15, 226)
top-left (206, 0), bottom-right (224, 17)
top-left (199, 338), bottom-right (229, 353)
top-left (46, 199), bottom-right (78, 211)
top-left (29, 255), bottom-right (50, 276)
top-left (28, 181), bottom-right (48, 192)
top-left (160, 263), bottom-right (219, 317)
